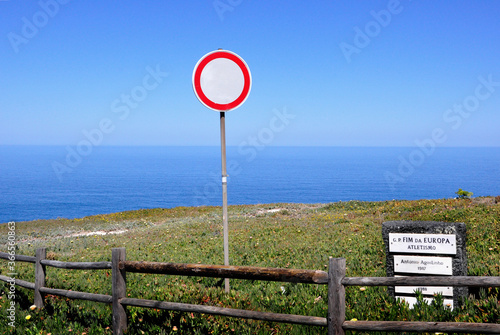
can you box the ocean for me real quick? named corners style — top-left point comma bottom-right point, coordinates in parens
top-left (1, 146), bottom-right (499, 223)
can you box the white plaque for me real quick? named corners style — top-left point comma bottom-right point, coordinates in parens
top-left (395, 285), bottom-right (453, 296)
top-left (394, 275), bottom-right (453, 296)
top-left (389, 233), bottom-right (456, 254)
top-left (396, 296), bottom-right (454, 309)
top-left (394, 255), bottom-right (453, 275)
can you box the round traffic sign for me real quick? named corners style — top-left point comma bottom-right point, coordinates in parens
top-left (192, 50), bottom-right (251, 111)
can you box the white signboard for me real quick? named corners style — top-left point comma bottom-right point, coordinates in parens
top-left (394, 255), bottom-right (453, 275)
top-left (396, 296), bottom-right (454, 309)
top-left (389, 233), bottom-right (456, 255)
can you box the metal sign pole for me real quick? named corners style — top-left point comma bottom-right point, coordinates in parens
top-left (193, 49), bottom-right (250, 294)
top-left (220, 111), bottom-right (230, 293)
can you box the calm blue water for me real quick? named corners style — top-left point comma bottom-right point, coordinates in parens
top-left (1, 146), bottom-right (499, 223)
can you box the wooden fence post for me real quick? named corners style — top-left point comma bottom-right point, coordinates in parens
top-left (328, 257), bottom-right (346, 335)
top-left (112, 248), bottom-right (127, 335)
top-left (34, 248), bottom-right (46, 308)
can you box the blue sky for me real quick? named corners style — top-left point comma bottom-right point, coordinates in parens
top-left (1, 1), bottom-right (499, 147)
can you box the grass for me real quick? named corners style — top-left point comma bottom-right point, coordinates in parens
top-left (0, 197), bottom-right (499, 334)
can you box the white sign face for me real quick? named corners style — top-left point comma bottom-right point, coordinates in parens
top-left (396, 296), bottom-right (454, 309)
top-left (389, 233), bottom-right (456, 254)
top-left (394, 255), bottom-right (453, 275)
top-left (200, 58), bottom-right (245, 105)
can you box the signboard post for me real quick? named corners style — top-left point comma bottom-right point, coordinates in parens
top-left (193, 49), bottom-right (251, 293)
top-left (382, 221), bottom-right (468, 309)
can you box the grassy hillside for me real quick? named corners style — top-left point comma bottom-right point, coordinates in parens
top-left (1, 197), bottom-right (499, 334)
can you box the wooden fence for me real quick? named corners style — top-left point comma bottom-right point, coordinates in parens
top-left (1, 248), bottom-right (500, 334)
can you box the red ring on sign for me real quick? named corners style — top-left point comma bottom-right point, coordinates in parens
top-left (193, 51), bottom-right (251, 111)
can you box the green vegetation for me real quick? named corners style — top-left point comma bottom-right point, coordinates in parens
top-left (1, 197), bottom-right (499, 334)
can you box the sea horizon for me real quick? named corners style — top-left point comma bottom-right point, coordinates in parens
top-left (1, 145), bottom-right (499, 223)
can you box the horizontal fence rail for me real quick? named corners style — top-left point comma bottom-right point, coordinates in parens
top-left (120, 297), bottom-right (328, 327)
top-left (342, 320), bottom-right (500, 333)
top-left (0, 251), bottom-right (36, 263)
top-left (0, 274), bottom-right (35, 290)
top-left (39, 287), bottom-right (112, 304)
top-left (40, 259), bottom-right (112, 270)
top-left (343, 276), bottom-right (500, 287)
top-left (121, 260), bottom-right (328, 284)
top-left (1, 247), bottom-right (500, 335)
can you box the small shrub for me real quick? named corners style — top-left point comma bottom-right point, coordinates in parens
top-left (455, 188), bottom-right (473, 199)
